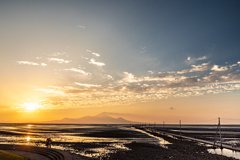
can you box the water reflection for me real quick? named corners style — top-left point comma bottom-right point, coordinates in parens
top-left (208, 148), bottom-right (240, 160)
top-left (0, 124), bottom-right (168, 158)
top-left (130, 127), bottom-right (171, 148)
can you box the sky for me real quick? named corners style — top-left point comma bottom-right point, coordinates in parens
top-left (1, 0), bottom-right (240, 124)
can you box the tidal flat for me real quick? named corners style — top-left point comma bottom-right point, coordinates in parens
top-left (0, 124), bottom-right (239, 159)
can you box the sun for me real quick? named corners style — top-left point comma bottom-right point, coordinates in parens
top-left (27, 137), bottom-right (30, 141)
top-left (22, 102), bottom-right (40, 111)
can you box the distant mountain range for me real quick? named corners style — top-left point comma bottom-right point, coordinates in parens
top-left (44, 112), bottom-right (139, 124)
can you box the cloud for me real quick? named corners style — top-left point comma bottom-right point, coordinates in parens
top-left (118, 72), bottom-right (137, 83)
top-left (16, 61), bottom-right (39, 66)
top-left (140, 47), bottom-right (146, 53)
top-left (48, 58), bottom-right (71, 63)
top-left (148, 71), bottom-right (154, 74)
top-left (77, 25), bottom-right (85, 29)
top-left (49, 52), bottom-right (66, 56)
top-left (186, 56), bottom-right (208, 64)
top-left (230, 64), bottom-right (238, 68)
top-left (41, 63), bottom-right (47, 66)
top-left (211, 65), bottom-right (228, 71)
top-left (81, 56), bottom-right (89, 60)
top-left (86, 50), bottom-right (92, 52)
top-left (195, 56), bottom-right (208, 60)
top-left (16, 61), bottom-right (47, 67)
top-left (29, 59), bottom-right (240, 110)
top-left (106, 74), bottom-right (114, 80)
top-left (92, 53), bottom-right (100, 57)
top-left (75, 82), bottom-right (101, 87)
top-left (86, 50), bottom-right (101, 57)
top-left (178, 62), bottom-right (214, 74)
top-left (64, 68), bottom-right (91, 75)
top-left (89, 59), bottom-right (105, 66)
top-left (35, 89), bottom-right (64, 94)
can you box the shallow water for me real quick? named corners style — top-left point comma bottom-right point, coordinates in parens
top-left (0, 124), bottom-right (169, 158)
top-left (1, 123), bottom-right (240, 159)
top-left (208, 148), bottom-right (240, 160)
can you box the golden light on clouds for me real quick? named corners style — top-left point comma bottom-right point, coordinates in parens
top-left (1, 0), bottom-right (240, 123)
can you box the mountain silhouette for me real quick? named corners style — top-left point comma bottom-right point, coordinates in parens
top-left (44, 113), bottom-right (139, 124)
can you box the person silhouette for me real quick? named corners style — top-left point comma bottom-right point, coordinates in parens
top-left (48, 138), bottom-right (52, 148)
top-left (45, 138), bottom-right (49, 148)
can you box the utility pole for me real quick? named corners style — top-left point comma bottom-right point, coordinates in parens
top-left (179, 120), bottom-right (181, 139)
top-left (163, 121), bottom-right (165, 130)
top-left (219, 117), bottom-right (222, 149)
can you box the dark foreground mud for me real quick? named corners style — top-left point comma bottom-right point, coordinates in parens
top-left (100, 139), bottom-right (236, 160)
top-left (61, 127), bottom-right (237, 160)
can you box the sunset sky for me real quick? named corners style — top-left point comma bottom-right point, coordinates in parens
top-left (1, 0), bottom-right (240, 124)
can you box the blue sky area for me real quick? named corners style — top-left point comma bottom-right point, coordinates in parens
top-left (1, 0), bottom-right (240, 123)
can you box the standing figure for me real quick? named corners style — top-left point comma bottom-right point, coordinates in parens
top-left (48, 138), bottom-right (52, 148)
top-left (45, 138), bottom-right (49, 148)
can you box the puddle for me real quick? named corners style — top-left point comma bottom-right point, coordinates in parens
top-left (208, 148), bottom-right (240, 160)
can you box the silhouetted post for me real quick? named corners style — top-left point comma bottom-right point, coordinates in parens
top-left (219, 117), bottom-right (222, 149)
top-left (179, 120), bottom-right (181, 139)
top-left (163, 121), bottom-right (165, 135)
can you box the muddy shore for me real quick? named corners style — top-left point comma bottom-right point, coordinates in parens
top-left (63, 127), bottom-right (238, 160)
top-left (0, 125), bottom-right (238, 159)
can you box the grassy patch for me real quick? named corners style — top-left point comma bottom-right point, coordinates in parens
top-left (0, 150), bottom-right (28, 160)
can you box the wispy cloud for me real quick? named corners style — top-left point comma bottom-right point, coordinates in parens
top-left (35, 89), bottom-right (64, 94)
top-left (30, 60), bottom-right (240, 110)
top-left (49, 52), bottom-right (66, 56)
top-left (64, 68), bottom-right (91, 75)
top-left (77, 25), bottom-right (85, 29)
top-left (106, 74), bottom-right (114, 80)
top-left (16, 61), bottom-right (39, 66)
top-left (16, 61), bottom-right (47, 67)
top-left (141, 47), bottom-right (146, 53)
top-left (148, 71), bottom-right (154, 74)
top-left (75, 82), bottom-right (101, 87)
top-left (81, 56), bottom-right (89, 60)
top-left (86, 50), bottom-right (92, 52)
top-left (41, 63), bottom-right (47, 66)
top-left (195, 56), bottom-right (207, 60)
top-left (92, 53), bottom-right (100, 57)
top-left (89, 59), bottom-right (105, 66)
top-left (86, 50), bottom-right (101, 57)
top-left (48, 58), bottom-right (71, 63)
top-left (186, 56), bottom-right (208, 64)
top-left (177, 62), bottom-right (214, 74)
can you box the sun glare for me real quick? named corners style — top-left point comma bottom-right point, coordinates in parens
top-left (21, 102), bottom-right (40, 111)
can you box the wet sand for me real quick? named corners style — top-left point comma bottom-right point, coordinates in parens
top-left (0, 125), bottom-right (238, 159)
top-left (54, 127), bottom-right (238, 160)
